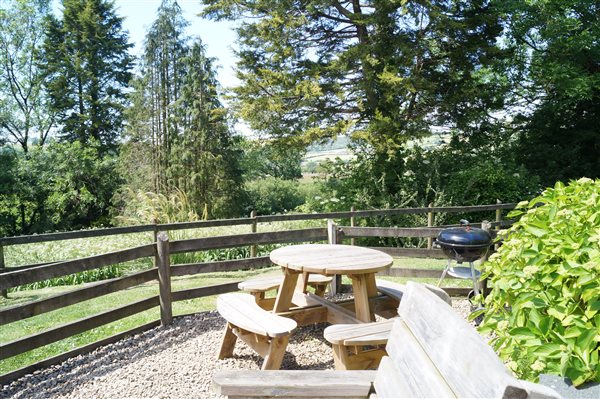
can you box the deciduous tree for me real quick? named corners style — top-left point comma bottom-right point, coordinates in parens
top-left (505, 0), bottom-right (600, 185)
top-left (0, 0), bottom-right (53, 152)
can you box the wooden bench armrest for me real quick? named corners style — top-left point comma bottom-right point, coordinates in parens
top-left (213, 370), bottom-right (377, 398)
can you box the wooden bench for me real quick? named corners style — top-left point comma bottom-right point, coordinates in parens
top-left (239, 273), bottom-right (333, 303)
top-left (213, 282), bottom-right (561, 398)
top-left (323, 281), bottom-right (452, 370)
top-left (216, 293), bottom-right (297, 370)
top-left (324, 318), bottom-right (394, 370)
top-left (376, 278), bottom-right (452, 305)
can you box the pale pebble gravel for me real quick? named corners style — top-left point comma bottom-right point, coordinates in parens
top-left (1, 300), bottom-right (474, 399)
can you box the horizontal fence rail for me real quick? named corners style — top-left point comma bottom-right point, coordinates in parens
top-left (0, 296), bottom-right (160, 361)
top-left (169, 228), bottom-right (328, 254)
top-left (0, 269), bottom-right (158, 325)
top-left (171, 257), bottom-right (271, 277)
top-left (172, 282), bottom-right (240, 302)
top-left (341, 226), bottom-right (444, 238)
top-left (0, 202), bottom-right (514, 385)
top-left (0, 203), bottom-right (516, 247)
top-left (0, 244), bottom-right (156, 291)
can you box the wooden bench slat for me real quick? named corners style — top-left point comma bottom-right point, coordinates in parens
top-left (372, 356), bottom-right (420, 398)
top-left (213, 370), bottom-right (377, 398)
top-left (217, 293), bottom-right (296, 337)
top-left (382, 319), bottom-right (456, 397)
top-left (398, 283), bottom-right (515, 398)
top-left (239, 273), bottom-right (332, 292)
top-left (324, 319), bottom-right (395, 346)
top-left (376, 279), bottom-right (451, 305)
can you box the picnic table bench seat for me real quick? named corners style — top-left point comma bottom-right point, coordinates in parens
top-left (321, 280), bottom-right (451, 370)
top-left (376, 278), bottom-right (452, 305)
top-left (217, 293), bottom-right (297, 370)
top-left (213, 282), bottom-right (561, 399)
top-left (324, 318), bottom-right (395, 370)
top-left (239, 273), bottom-right (333, 302)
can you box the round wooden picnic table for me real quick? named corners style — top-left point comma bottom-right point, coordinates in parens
top-left (269, 244), bottom-right (393, 323)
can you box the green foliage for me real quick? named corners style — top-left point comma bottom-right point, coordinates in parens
top-left (303, 141), bottom-right (539, 219)
top-left (245, 177), bottom-right (305, 215)
top-left (0, 147), bottom-right (19, 236)
top-left (114, 188), bottom-right (200, 226)
top-left (504, 0), bottom-right (600, 185)
top-left (0, 0), bottom-right (52, 152)
top-left (0, 141), bottom-right (121, 235)
top-left (202, 0), bottom-right (508, 151)
top-left (238, 137), bottom-right (303, 180)
top-left (42, 0), bottom-right (133, 150)
top-left (479, 178), bottom-right (600, 387)
top-left (169, 41), bottom-right (246, 218)
top-left (123, 2), bottom-right (244, 218)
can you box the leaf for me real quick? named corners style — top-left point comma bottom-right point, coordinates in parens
top-left (547, 307), bottom-right (566, 321)
top-left (531, 343), bottom-right (563, 358)
top-left (576, 329), bottom-right (597, 353)
top-left (525, 225), bottom-right (547, 237)
top-left (566, 367), bottom-right (592, 388)
top-left (589, 300), bottom-right (600, 311)
top-left (509, 327), bottom-right (538, 339)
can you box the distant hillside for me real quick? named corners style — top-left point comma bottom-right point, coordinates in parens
top-left (306, 136), bottom-right (350, 152)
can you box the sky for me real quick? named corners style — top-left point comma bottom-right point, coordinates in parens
top-left (53, 0), bottom-right (240, 88)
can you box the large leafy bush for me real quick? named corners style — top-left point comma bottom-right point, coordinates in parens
top-left (245, 177), bottom-right (305, 215)
top-left (479, 178), bottom-right (600, 386)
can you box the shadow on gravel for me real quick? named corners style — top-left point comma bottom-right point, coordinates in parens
top-left (1, 311), bottom-right (225, 399)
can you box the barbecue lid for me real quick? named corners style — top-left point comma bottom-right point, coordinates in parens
top-left (437, 220), bottom-right (492, 248)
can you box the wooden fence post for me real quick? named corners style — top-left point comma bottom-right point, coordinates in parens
top-left (250, 210), bottom-right (257, 258)
top-left (156, 232), bottom-right (172, 326)
top-left (0, 244), bottom-right (7, 298)
top-left (327, 219), bottom-right (342, 294)
top-left (495, 199), bottom-right (502, 251)
top-left (152, 219), bottom-right (159, 267)
top-left (427, 203), bottom-right (434, 249)
top-left (350, 206), bottom-right (356, 246)
top-left (495, 199), bottom-right (502, 228)
top-left (480, 221), bottom-right (492, 294)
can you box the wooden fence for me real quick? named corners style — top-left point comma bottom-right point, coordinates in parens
top-left (0, 203), bottom-right (514, 384)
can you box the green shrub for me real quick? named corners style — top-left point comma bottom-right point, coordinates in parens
top-left (479, 178), bottom-right (600, 387)
top-left (113, 188), bottom-right (200, 225)
top-left (245, 177), bottom-right (304, 215)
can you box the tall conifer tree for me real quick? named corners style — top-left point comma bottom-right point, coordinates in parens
top-left (170, 41), bottom-right (245, 217)
top-left (137, 0), bottom-right (189, 193)
top-left (123, 0), bottom-right (244, 218)
top-left (201, 0), bottom-right (507, 153)
top-left (42, 0), bottom-right (133, 151)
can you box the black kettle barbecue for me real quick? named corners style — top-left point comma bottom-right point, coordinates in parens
top-left (436, 219), bottom-right (492, 263)
top-left (436, 220), bottom-right (492, 307)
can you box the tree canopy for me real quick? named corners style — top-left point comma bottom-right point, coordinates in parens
top-left (0, 0), bottom-right (53, 152)
top-left (507, 0), bottom-right (600, 185)
top-left (201, 0), bottom-right (508, 153)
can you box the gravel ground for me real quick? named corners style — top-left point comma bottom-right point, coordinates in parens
top-left (1, 299), bottom-right (474, 399)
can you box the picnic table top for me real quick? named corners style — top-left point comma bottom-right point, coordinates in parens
top-left (269, 244), bottom-right (393, 275)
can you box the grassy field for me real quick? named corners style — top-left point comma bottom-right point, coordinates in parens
top-left (0, 220), bottom-right (475, 376)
